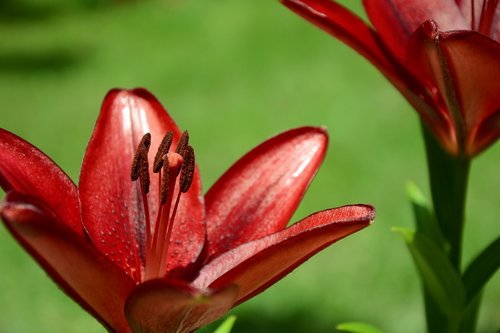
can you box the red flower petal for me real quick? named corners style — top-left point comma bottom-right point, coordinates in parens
top-left (406, 22), bottom-right (500, 155)
top-left (204, 127), bottom-right (327, 261)
top-left (280, 0), bottom-right (428, 111)
top-left (79, 88), bottom-right (204, 280)
top-left (124, 279), bottom-right (238, 333)
top-left (0, 191), bottom-right (135, 333)
top-left (194, 205), bottom-right (374, 304)
top-left (474, 109), bottom-right (500, 155)
top-left (438, 30), bottom-right (500, 155)
top-left (0, 129), bottom-right (82, 234)
top-left (405, 20), bottom-right (458, 154)
top-left (281, 0), bottom-right (402, 87)
top-left (363, 0), bottom-right (467, 60)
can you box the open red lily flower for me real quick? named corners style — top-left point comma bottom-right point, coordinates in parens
top-left (0, 88), bottom-right (374, 333)
top-left (282, 0), bottom-right (500, 156)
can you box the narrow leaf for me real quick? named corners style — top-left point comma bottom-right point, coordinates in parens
top-left (463, 236), bottom-right (500, 303)
top-left (336, 322), bottom-right (384, 333)
top-left (406, 181), bottom-right (448, 252)
top-left (393, 228), bottom-right (465, 316)
top-left (214, 315), bottom-right (237, 333)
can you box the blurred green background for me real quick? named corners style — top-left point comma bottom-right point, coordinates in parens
top-left (0, 0), bottom-right (499, 332)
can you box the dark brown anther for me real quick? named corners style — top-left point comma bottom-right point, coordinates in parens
top-left (153, 131), bottom-right (173, 173)
top-left (131, 133), bottom-right (152, 181)
top-left (160, 156), bottom-right (169, 204)
top-left (175, 130), bottom-right (189, 155)
top-left (139, 155), bottom-right (150, 194)
top-left (180, 145), bottom-right (195, 193)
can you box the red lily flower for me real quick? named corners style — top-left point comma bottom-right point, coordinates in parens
top-left (0, 88), bottom-right (375, 333)
top-left (282, 0), bottom-right (500, 156)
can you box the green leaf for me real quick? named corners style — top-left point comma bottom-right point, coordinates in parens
top-left (393, 227), bottom-right (465, 316)
top-left (421, 124), bottom-right (470, 269)
top-left (406, 181), bottom-right (449, 252)
top-left (463, 237), bottom-right (500, 303)
top-left (213, 315), bottom-right (237, 333)
top-left (336, 322), bottom-right (384, 333)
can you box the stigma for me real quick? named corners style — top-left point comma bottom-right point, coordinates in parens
top-left (130, 130), bottom-right (195, 281)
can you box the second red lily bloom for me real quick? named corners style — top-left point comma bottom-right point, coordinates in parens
top-left (0, 88), bottom-right (374, 333)
top-left (282, 0), bottom-right (500, 156)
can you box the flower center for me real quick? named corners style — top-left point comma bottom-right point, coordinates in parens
top-left (131, 131), bottom-right (195, 281)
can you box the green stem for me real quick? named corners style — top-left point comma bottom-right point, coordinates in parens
top-left (423, 287), bottom-right (454, 333)
top-left (422, 125), bottom-right (470, 270)
top-left (460, 293), bottom-right (482, 333)
top-left (421, 124), bottom-right (473, 333)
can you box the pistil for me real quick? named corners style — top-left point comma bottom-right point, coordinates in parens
top-left (130, 133), bottom-right (152, 268)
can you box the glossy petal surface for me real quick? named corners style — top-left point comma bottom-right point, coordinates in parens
top-left (194, 205), bottom-right (374, 304)
top-left (1, 191), bottom-right (135, 332)
top-left (0, 129), bottom-right (81, 234)
top-left (79, 89), bottom-right (204, 280)
top-left (205, 127), bottom-right (327, 261)
top-left (125, 279), bottom-right (238, 333)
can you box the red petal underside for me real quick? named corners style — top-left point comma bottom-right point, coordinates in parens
top-left (79, 88), bottom-right (204, 280)
top-left (438, 31), bottom-right (500, 155)
top-left (0, 129), bottom-right (82, 234)
top-left (405, 21), bottom-right (458, 154)
top-left (1, 191), bottom-right (135, 333)
top-left (406, 22), bottom-right (500, 155)
top-left (363, 0), bottom-right (467, 61)
top-left (124, 279), bottom-right (238, 333)
top-left (194, 205), bottom-right (374, 305)
top-left (281, 0), bottom-right (405, 88)
top-left (281, 0), bottom-right (434, 120)
top-left (204, 127), bottom-right (327, 262)
top-left (474, 109), bottom-right (500, 154)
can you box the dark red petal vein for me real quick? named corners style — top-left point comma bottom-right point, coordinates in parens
top-left (405, 21), bottom-right (458, 154)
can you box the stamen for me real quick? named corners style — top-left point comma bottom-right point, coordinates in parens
top-left (477, 0), bottom-right (498, 35)
top-left (471, 0), bottom-right (476, 30)
top-left (175, 130), bottom-right (189, 155)
top-left (139, 155), bottom-right (150, 194)
top-left (160, 156), bottom-right (170, 204)
top-left (180, 145), bottom-right (195, 193)
top-left (131, 133), bottom-right (151, 181)
top-left (133, 130), bottom-right (197, 281)
top-left (130, 133), bottom-right (152, 278)
top-left (153, 131), bottom-right (173, 173)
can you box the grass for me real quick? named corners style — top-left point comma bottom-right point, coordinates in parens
top-left (0, 1), bottom-right (499, 332)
